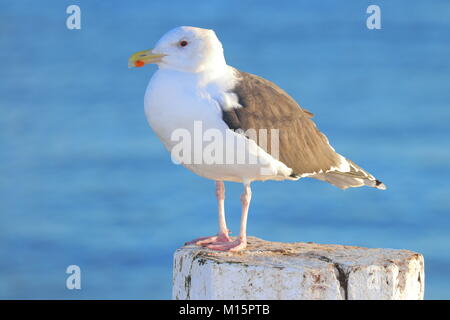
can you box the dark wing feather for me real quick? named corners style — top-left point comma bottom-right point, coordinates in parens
top-left (222, 70), bottom-right (342, 176)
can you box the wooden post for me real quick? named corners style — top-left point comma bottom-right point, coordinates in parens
top-left (172, 237), bottom-right (424, 300)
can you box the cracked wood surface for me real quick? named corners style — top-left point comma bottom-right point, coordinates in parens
top-left (172, 237), bottom-right (424, 300)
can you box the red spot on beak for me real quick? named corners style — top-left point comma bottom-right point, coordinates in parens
top-left (134, 60), bottom-right (145, 67)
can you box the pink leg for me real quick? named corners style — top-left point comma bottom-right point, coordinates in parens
top-left (206, 183), bottom-right (251, 252)
top-left (185, 181), bottom-right (231, 246)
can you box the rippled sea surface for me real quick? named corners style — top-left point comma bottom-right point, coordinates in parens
top-left (1, 0), bottom-right (449, 299)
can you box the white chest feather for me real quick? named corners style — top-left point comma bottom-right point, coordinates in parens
top-left (144, 68), bottom-right (237, 146)
top-left (143, 68), bottom-right (292, 183)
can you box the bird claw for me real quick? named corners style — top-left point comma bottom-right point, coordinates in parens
top-left (185, 232), bottom-right (231, 246)
top-left (205, 237), bottom-right (247, 252)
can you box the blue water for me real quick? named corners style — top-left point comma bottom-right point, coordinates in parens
top-left (1, 0), bottom-right (449, 299)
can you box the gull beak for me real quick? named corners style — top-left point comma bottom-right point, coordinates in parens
top-left (128, 49), bottom-right (166, 68)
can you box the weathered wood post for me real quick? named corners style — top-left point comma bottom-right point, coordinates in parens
top-left (172, 237), bottom-right (424, 300)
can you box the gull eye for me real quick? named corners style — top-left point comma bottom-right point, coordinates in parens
top-left (179, 40), bottom-right (188, 47)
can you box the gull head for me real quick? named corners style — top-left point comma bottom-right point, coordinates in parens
top-left (128, 26), bottom-right (226, 73)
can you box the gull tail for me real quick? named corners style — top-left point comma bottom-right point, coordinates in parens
top-left (312, 158), bottom-right (387, 190)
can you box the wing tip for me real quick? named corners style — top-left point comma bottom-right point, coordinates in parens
top-left (375, 179), bottom-right (387, 190)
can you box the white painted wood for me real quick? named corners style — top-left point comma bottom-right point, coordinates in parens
top-left (172, 237), bottom-right (424, 300)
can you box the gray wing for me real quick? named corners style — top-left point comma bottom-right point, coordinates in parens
top-left (222, 69), bottom-right (342, 177)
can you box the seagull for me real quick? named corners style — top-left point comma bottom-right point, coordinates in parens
top-left (129, 26), bottom-right (386, 252)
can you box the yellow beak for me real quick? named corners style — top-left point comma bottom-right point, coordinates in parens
top-left (128, 49), bottom-right (166, 68)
